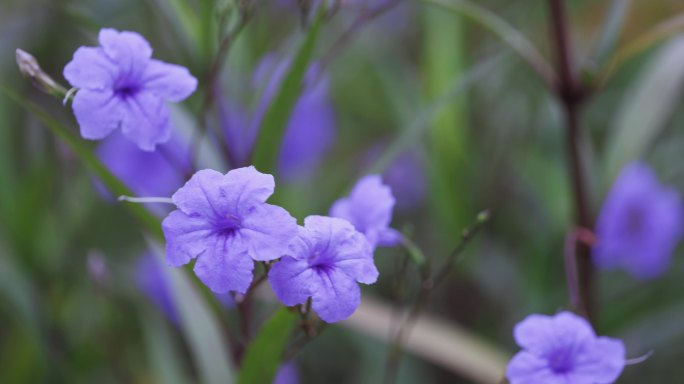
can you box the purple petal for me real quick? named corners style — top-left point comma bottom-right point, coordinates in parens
top-left (278, 71), bottom-right (336, 180)
top-left (72, 89), bottom-right (123, 140)
top-left (96, 131), bottom-right (187, 198)
top-left (142, 59), bottom-right (197, 102)
top-left (98, 28), bottom-right (152, 80)
top-left (570, 337), bottom-right (625, 384)
top-left (513, 312), bottom-right (594, 356)
top-left (310, 267), bottom-right (361, 323)
top-left (506, 351), bottom-right (565, 384)
top-left (162, 210), bottom-right (214, 267)
top-left (119, 91), bottom-right (171, 151)
top-left (330, 175), bottom-right (396, 249)
top-left (304, 216), bottom-right (377, 284)
top-left (269, 255), bottom-right (316, 306)
top-left (239, 203), bottom-right (298, 261)
top-left (171, 167), bottom-right (275, 219)
top-left (378, 228), bottom-right (403, 247)
top-left (136, 253), bottom-right (179, 324)
top-left (193, 235), bottom-right (255, 294)
top-left (273, 363), bottom-right (299, 384)
top-left (63, 47), bottom-right (117, 90)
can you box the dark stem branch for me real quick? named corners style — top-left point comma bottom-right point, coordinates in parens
top-left (548, 0), bottom-right (595, 323)
top-left (383, 211), bottom-right (489, 384)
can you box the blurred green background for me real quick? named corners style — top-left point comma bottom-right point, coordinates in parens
top-left (2, 0), bottom-right (684, 382)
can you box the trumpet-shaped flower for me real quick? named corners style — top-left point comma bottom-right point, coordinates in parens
top-left (593, 162), bottom-right (683, 279)
top-left (162, 167), bottom-right (298, 294)
top-left (330, 175), bottom-right (401, 249)
top-left (268, 216), bottom-right (378, 323)
top-left (506, 311), bottom-right (625, 384)
top-left (64, 28), bottom-right (197, 151)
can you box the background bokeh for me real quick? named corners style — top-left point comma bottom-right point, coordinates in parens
top-left (2, 0), bottom-right (684, 382)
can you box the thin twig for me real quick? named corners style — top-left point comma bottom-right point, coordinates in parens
top-left (319, 0), bottom-right (404, 71)
top-left (547, 0), bottom-right (595, 324)
top-left (383, 211), bottom-right (490, 384)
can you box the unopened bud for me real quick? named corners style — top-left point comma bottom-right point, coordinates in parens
top-left (16, 48), bottom-right (68, 98)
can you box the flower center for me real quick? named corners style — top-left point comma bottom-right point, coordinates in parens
top-left (547, 348), bottom-right (574, 374)
top-left (218, 215), bottom-right (241, 237)
top-left (625, 207), bottom-right (645, 235)
top-left (114, 79), bottom-right (140, 99)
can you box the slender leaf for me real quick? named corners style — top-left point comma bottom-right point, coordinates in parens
top-left (251, 7), bottom-right (325, 173)
top-left (0, 87), bottom-right (162, 239)
top-left (141, 309), bottom-right (189, 384)
top-left (591, 0), bottom-right (632, 65)
top-left (149, 242), bottom-right (235, 384)
top-left (421, 0), bottom-right (555, 86)
top-left (603, 36), bottom-right (684, 185)
top-left (237, 307), bottom-right (298, 384)
top-left (602, 12), bottom-right (684, 81)
top-left (366, 54), bottom-right (504, 174)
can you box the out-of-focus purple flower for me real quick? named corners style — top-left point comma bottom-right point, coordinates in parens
top-left (136, 253), bottom-right (179, 324)
top-left (506, 311), bottom-right (625, 384)
top-left (593, 162), bottom-right (683, 280)
top-left (364, 145), bottom-right (426, 211)
top-left (268, 216), bottom-right (377, 323)
top-left (273, 363), bottom-right (299, 384)
top-left (135, 253), bottom-right (234, 324)
top-left (330, 175), bottom-right (401, 249)
top-left (162, 167), bottom-right (298, 294)
top-left (382, 151), bottom-right (426, 211)
top-left (220, 55), bottom-right (335, 180)
top-left (96, 131), bottom-right (189, 198)
top-left (64, 28), bottom-right (197, 151)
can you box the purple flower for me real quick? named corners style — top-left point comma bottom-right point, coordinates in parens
top-left (330, 175), bottom-right (401, 249)
top-left (64, 28), bottom-right (197, 151)
top-left (96, 131), bottom-right (189, 198)
top-left (506, 311), bottom-right (625, 384)
top-left (593, 162), bottom-right (683, 280)
top-left (382, 150), bottom-right (426, 211)
top-left (135, 253), bottom-right (233, 324)
top-left (273, 363), bottom-right (299, 384)
top-left (220, 54), bottom-right (336, 180)
top-left (136, 253), bottom-right (179, 324)
top-left (268, 216), bottom-right (378, 323)
top-left (162, 167), bottom-right (298, 294)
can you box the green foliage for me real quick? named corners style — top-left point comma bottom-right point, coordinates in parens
top-left (251, 6), bottom-right (325, 175)
top-left (237, 308), bottom-right (298, 384)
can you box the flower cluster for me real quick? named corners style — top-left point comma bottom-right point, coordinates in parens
top-left (161, 167), bottom-right (394, 322)
top-left (506, 311), bottom-right (626, 384)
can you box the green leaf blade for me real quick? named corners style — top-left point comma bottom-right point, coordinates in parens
top-left (237, 308), bottom-right (298, 384)
top-left (251, 8), bottom-right (325, 174)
